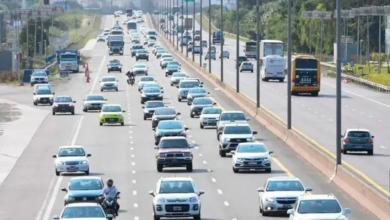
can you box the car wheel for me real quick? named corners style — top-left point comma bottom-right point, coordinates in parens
top-left (121, 122), bottom-right (124, 126)
top-left (99, 122), bottom-right (103, 126)
top-left (55, 169), bottom-right (60, 176)
top-left (116, 88), bottom-right (118, 92)
top-left (100, 89), bottom-right (103, 92)
top-left (165, 73), bottom-right (168, 77)
top-left (178, 98), bottom-right (181, 102)
top-left (232, 167), bottom-right (239, 173)
top-left (193, 213), bottom-right (201, 220)
top-left (49, 102), bottom-right (53, 106)
top-left (200, 124), bottom-right (204, 129)
top-left (136, 58), bottom-right (138, 61)
top-left (141, 100), bottom-right (144, 104)
top-left (219, 149), bottom-right (226, 157)
top-left (71, 110), bottom-right (75, 115)
top-left (85, 169), bottom-right (90, 175)
top-left (52, 111), bottom-right (55, 115)
top-left (157, 164), bottom-right (163, 172)
top-left (262, 210), bottom-right (269, 216)
top-left (170, 83), bottom-right (173, 86)
top-left (264, 168), bottom-right (271, 173)
top-left (144, 116), bottom-right (147, 120)
top-left (83, 108), bottom-right (87, 112)
top-left (33, 101), bottom-right (37, 106)
top-left (368, 149), bottom-right (373, 155)
top-left (153, 213), bottom-right (160, 220)
top-left (186, 163), bottom-right (193, 172)
top-left (190, 112), bottom-right (194, 118)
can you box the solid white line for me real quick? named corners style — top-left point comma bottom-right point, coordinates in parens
top-left (134, 217), bottom-right (139, 220)
top-left (217, 189), bottom-right (223, 194)
top-left (203, 161), bottom-right (207, 164)
top-left (133, 190), bottom-right (137, 195)
top-left (211, 178), bottom-right (216, 182)
top-left (134, 203), bottom-right (138, 208)
top-left (130, 147), bottom-right (134, 150)
top-left (132, 170), bottom-right (136, 174)
top-left (90, 56), bottom-right (107, 94)
top-left (132, 162), bottom-right (135, 166)
top-left (380, 146), bottom-right (385, 149)
top-left (198, 153), bottom-right (202, 156)
top-left (131, 154), bottom-right (135, 157)
top-left (132, 180), bottom-right (136, 183)
top-left (224, 201), bottom-right (229, 206)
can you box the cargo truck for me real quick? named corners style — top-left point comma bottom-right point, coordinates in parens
top-left (57, 49), bottom-right (80, 73)
top-left (212, 30), bottom-right (224, 44)
top-left (108, 40), bottom-right (124, 55)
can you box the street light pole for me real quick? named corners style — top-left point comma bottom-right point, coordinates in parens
top-left (186, 0), bottom-right (189, 57)
top-left (200, 0), bottom-right (203, 67)
top-left (336, 0), bottom-right (342, 165)
top-left (287, 0), bottom-right (292, 129)
top-left (181, 0), bottom-right (184, 53)
top-left (220, 0), bottom-right (223, 82)
top-left (208, 0), bottom-right (211, 73)
top-left (235, 0), bottom-right (240, 93)
top-left (256, 0), bottom-right (260, 108)
top-left (192, 0), bottom-right (195, 62)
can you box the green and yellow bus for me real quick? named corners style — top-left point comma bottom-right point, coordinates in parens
top-left (291, 55), bottom-right (321, 96)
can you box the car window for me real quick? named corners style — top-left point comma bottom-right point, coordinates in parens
top-left (102, 77), bottom-right (116, 82)
top-left (58, 148), bottom-right (86, 157)
top-left (266, 180), bottom-right (304, 191)
top-left (36, 89), bottom-right (52, 95)
top-left (69, 179), bottom-right (103, 190)
top-left (189, 88), bottom-right (206, 93)
top-left (143, 83), bottom-right (159, 88)
top-left (144, 87), bottom-right (160, 93)
top-left (202, 108), bottom-right (222, 114)
top-left (297, 199), bottom-right (341, 214)
top-left (173, 73), bottom-right (186, 77)
top-left (160, 139), bottom-right (189, 148)
top-left (134, 64), bottom-right (146, 68)
top-left (86, 95), bottom-right (104, 101)
top-left (237, 144), bottom-right (266, 153)
top-left (101, 105), bottom-right (122, 112)
top-left (193, 98), bottom-right (212, 105)
top-left (33, 72), bottom-right (47, 76)
top-left (224, 126), bottom-right (251, 134)
top-left (146, 102), bottom-right (164, 108)
top-left (61, 207), bottom-right (105, 218)
top-left (220, 113), bottom-right (246, 121)
top-left (180, 81), bottom-right (199, 88)
top-left (347, 131), bottom-right (370, 138)
top-left (158, 121), bottom-right (182, 129)
top-left (155, 108), bottom-right (176, 115)
top-left (55, 97), bottom-right (72, 102)
top-left (158, 180), bottom-right (195, 193)
top-left (140, 77), bottom-right (154, 82)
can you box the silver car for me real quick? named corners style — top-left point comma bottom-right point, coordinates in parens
top-left (132, 63), bottom-right (148, 75)
top-left (170, 72), bottom-right (188, 86)
top-left (231, 142), bottom-right (273, 173)
top-left (53, 203), bottom-right (113, 220)
top-left (190, 97), bottom-right (216, 118)
top-left (218, 124), bottom-right (257, 157)
top-left (187, 87), bottom-right (209, 105)
top-left (82, 94), bottom-right (107, 112)
top-left (30, 70), bottom-right (48, 86)
top-left (177, 80), bottom-right (201, 102)
top-left (257, 177), bottom-right (312, 216)
top-left (199, 107), bottom-right (222, 129)
top-left (53, 146), bottom-right (91, 176)
top-left (216, 111), bottom-right (249, 139)
top-left (219, 50), bottom-right (230, 59)
top-left (137, 76), bottom-right (155, 91)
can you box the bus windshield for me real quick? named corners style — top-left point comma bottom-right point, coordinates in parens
top-left (245, 42), bottom-right (257, 51)
top-left (294, 59), bottom-right (319, 87)
top-left (127, 22), bottom-right (137, 30)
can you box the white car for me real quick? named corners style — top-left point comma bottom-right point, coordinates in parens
top-left (149, 177), bottom-right (204, 220)
top-left (33, 87), bottom-right (54, 106)
top-left (30, 70), bottom-right (48, 86)
top-left (100, 76), bottom-right (118, 92)
top-left (53, 146), bottom-right (91, 176)
top-left (53, 203), bottom-right (113, 220)
top-left (137, 76), bottom-right (156, 91)
top-left (218, 124), bottom-right (257, 157)
top-left (199, 107), bottom-right (222, 128)
top-left (258, 176), bottom-right (312, 216)
top-left (170, 72), bottom-right (188, 86)
top-left (232, 142), bottom-right (273, 173)
top-left (287, 194), bottom-right (351, 220)
top-left (83, 94), bottom-right (107, 112)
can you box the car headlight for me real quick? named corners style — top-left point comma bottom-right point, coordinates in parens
top-left (157, 198), bottom-right (165, 203)
top-left (183, 152), bottom-right (191, 157)
top-left (158, 94), bottom-right (162, 97)
top-left (189, 197), bottom-right (198, 202)
top-left (265, 197), bottom-right (274, 202)
top-left (264, 157), bottom-right (270, 161)
top-left (141, 94), bottom-right (146, 97)
top-left (81, 160), bottom-right (88, 164)
top-left (246, 137), bottom-right (254, 141)
top-left (223, 138), bottom-right (230, 142)
top-left (56, 161), bottom-right (64, 165)
top-left (236, 158), bottom-right (244, 162)
top-left (67, 196), bottom-right (75, 201)
top-left (159, 153), bottom-right (166, 157)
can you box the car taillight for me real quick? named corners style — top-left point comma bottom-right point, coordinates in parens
top-left (343, 138), bottom-right (350, 143)
top-left (368, 138), bottom-right (373, 143)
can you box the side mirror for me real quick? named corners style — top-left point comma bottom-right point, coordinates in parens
top-left (305, 187), bottom-right (313, 192)
top-left (287, 209), bottom-right (294, 215)
top-left (343, 208), bottom-right (351, 215)
top-left (122, 110), bottom-right (126, 112)
top-left (83, 99), bottom-right (85, 101)
top-left (161, 91), bottom-right (164, 93)
top-left (257, 187), bottom-right (264, 192)
top-left (99, 81), bottom-right (101, 82)
top-left (176, 112), bottom-right (181, 115)
top-left (184, 127), bottom-right (189, 130)
top-left (230, 151), bottom-right (235, 155)
top-left (33, 93), bottom-right (36, 95)
top-left (152, 127), bottom-right (156, 131)
top-left (246, 117), bottom-right (250, 121)
top-left (154, 146), bottom-right (159, 149)
top-left (189, 143), bottom-right (195, 148)
top-left (207, 92), bottom-right (210, 94)
top-left (198, 190), bottom-right (205, 196)
top-left (61, 188), bottom-right (67, 192)
top-left (52, 92), bottom-right (55, 95)
top-left (104, 99), bottom-right (108, 101)
top-left (142, 106), bottom-right (145, 108)
top-left (176, 85), bottom-right (179, 88)
top-left (117, 80), bottom-right (119, 82)
top-left (73, 101), bottom-right (76, 103)
top-left (252, 131), bottom-right (258, 135)
top-left (371, 135), bottom-right (374, 138)
top-left (269, 151), bottom-right (274, 155)
top-left (149, 191), bottom-right (155, 197)
top-left (53, 215), bottom-right (60, 220)
top-left (87, 154), bottom-right (91, 157)
top-left (340, 135), bottom-right (344, 138)
top-left (161, 87), bottom-right (164, 89)
top-left (52, 155), bottom-right (57, 158)
top-left (213, 102), bottom-right (216, 105)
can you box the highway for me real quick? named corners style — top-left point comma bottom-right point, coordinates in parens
top-left (0, 15), bottom-right (375, 220)
top-left (164, 14), bottom-right (390, 194)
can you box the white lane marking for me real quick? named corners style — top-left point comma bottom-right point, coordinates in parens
top-left (130, 136), bottom-right (133, 139)
top-left (132, 170), bottom-right (136, 174)
top-left (217, 189), bottom-right (223, 194)
top-left (35, 174), bottom-right (56, 220)
top-left (134, 203), bottom-right (138, 208)
top-left (345, 105), bottom-right (348, 108)
top-left (132, 162), bottom-right (135, 166)
top-left (379, 120), bottom-right (383, 123)
top-left (380, 146), bottom-right (385, 149)
top-left (369, 115), bottom-right (373, 118)
top-left (130, 141), bottom-right (134, 144)
top-left (130, 126), bottom-right (133, 128)
top-left (198, 153), bottom-right (202, 156)
top-left (211, 178), bottom-right (216, 182)
top-left (361, 112), bottom-right (364, 114)
top-left (203, 161), bottom-right (207, 164)
top-left (207, 169), bottom-right (212, 172)
top-left (133, 190), bottom-right (137, 195)
top-left (90, 56), bottom-right (107, 94)
top-left (329, 119), bottom-right (333, 122)
top-left (132, 180), bottom-right (136, 183)
top-left (224, 201), bottom-right (229, 206)
top-left (352, 109), bottom-right (356, 111)
top-left (321, 115), bottom-right (325, 117)
top-left (131, 154), bottom-right (135, 157)
top-left (130, 147), bottom-right (134, 150)
top-left (130, 130), bottom-right (133, 133)
top-left (189, 135), bottom-right (193, 138)
top-left (308, 108), bottom-right (311, 110)
top-left (134, 217), bottom-right (139, 220)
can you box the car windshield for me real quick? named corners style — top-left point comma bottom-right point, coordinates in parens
top-left (158, 121), bottom-right (182, 129)
top-left (266, 180), bottom-right (305, 191)
top-left (102, 77), bottom-right (116, 82)
top-left (193, 98), bottom-right (212, 105)
top-left (155, 108), bottom-right (176, 115)
top-left (33, 72), bottom-right (46, 76)
top-left (163, 58), bottom-right (174, 62)
top-left (137, 50), bottom-right (147, 54)
top-left (109, 60), bottom-right (120, 65)
top-left (158, 180), bottom-right (195, 194)
top-left (133, 45), bottom-right (143, 49)
top-left (86, 95), bottom-right (104, 101)
top-left (224, 126), bottom-right (251, 134)
top-left (146, 102), bottom-right (164, 108)
top-left (69, 179), bottom-right (103, 191)
top-left (55, 97), bottom-right (72, 102)
top-left (168, 61), bottom-right (179, 66)
top-left (144, 88), bottom-right (160, 93)
top-left (102, 105), bottom-right (122, 112)
top-left (180, 81), bottom-right (199, 88)
top-left (347, 131), bottom-right (370, 138)
top-left (160, 139), bottom-right (189, 149)
top-left (36, 89), bottom-right (52, 95)
top-left (58, 148), bottom-right (86, 157)
top-left (297, 199), bottom-right (342, 214)
top-left (189, 88), bottom-right (206, 94)
top-left (237, 144), bottom-right (266, 153)
top-left (134, 64), bottom-right (146, 68)
top-left (140, 77), bottom-right (154, 82)
top-left (168, 64), bottom-right (179, 69)
top-left (173, 73), bottom-right (186, 77)
top-left (61, 207), bottom-right (105, 218)
top-left (221, 113), bottom-right (246, 121)
top-left (143, 83), bottom-right (159, 88)
top-left (202, 108), bottom-right (222, 114)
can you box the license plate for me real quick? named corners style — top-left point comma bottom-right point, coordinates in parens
top-left (67, 166), bottom-right (77, 170)
top-left (283, 205), bottom-right (291, 209)
top-left (150, 97), bottom-right (155, 100)
top-left (42, 99), bottom-right (47, 102)
top-left (249, 162), bottom-right (257, 165)
top-left (171, 159), bottom-right (177, 162)
top-left (108, 118), bottom-right (115, 122)
top-left (61, 108), bottom-right (66, 111)
top-left (173, 206), bottom-right (182, 211)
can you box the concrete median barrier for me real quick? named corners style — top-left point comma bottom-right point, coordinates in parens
top-left (146, 14), bottom-right (390, 219)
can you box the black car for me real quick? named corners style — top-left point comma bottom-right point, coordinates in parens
top-left (62, 176), bottom-right (104, 205)
top-left (190, 97), bottom-right (216, 118)
top-left (107, 60), bottom-right (122, 72)
top-left (165, 64), bottom-right (180, 77)
top-left (131, 45), bottom-right (144, 57)
top-left (143, 101), bottom-right (165, 120)
top-left (151, 107), bottom-right (180, 129)
top-left (136, 50), bottom-right (149, 61)
top-left (52, 96), bottom-right (76, 115)
top-left (141, 87), bottom-right (163, 104)
top-left (153, 120), bottom-right (188, 145)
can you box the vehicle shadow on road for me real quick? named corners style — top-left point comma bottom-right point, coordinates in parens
top-left (162, 168), bottom-right (209, 174)
top-left (235, 169), bottom-right (286, 175)
top-left (314, 94), bottom-right (351, 99)
top-left (60, 172), bottom-right (105, 176)
top-left (347, 153), bottom-right (390, 157)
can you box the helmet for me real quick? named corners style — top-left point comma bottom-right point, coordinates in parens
top-left (107, 179), bottom-right (114, 187)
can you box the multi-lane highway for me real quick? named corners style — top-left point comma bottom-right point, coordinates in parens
top-left (162, 14), bottom-right (390, 194)
top-left (0, 14), bottom-right (376, 220)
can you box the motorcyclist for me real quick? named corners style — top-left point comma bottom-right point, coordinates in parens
top-left (126, 71), bottom-right (135, 83)
top-left (102, 179), bottom-right (120, 216)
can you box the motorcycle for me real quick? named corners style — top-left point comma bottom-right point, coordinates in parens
top-left (127, 76), bottom-right (135, 85)
top-left (101, 196), bottom-right (120, 218)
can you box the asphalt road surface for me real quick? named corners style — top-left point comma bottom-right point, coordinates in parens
top-left (161, 14), bottom-right (390, 195)
top-left (0, 15), bottom-right (376, 220)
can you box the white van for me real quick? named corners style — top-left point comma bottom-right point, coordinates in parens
top-left (260, 55), bottom-right (286, 82)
